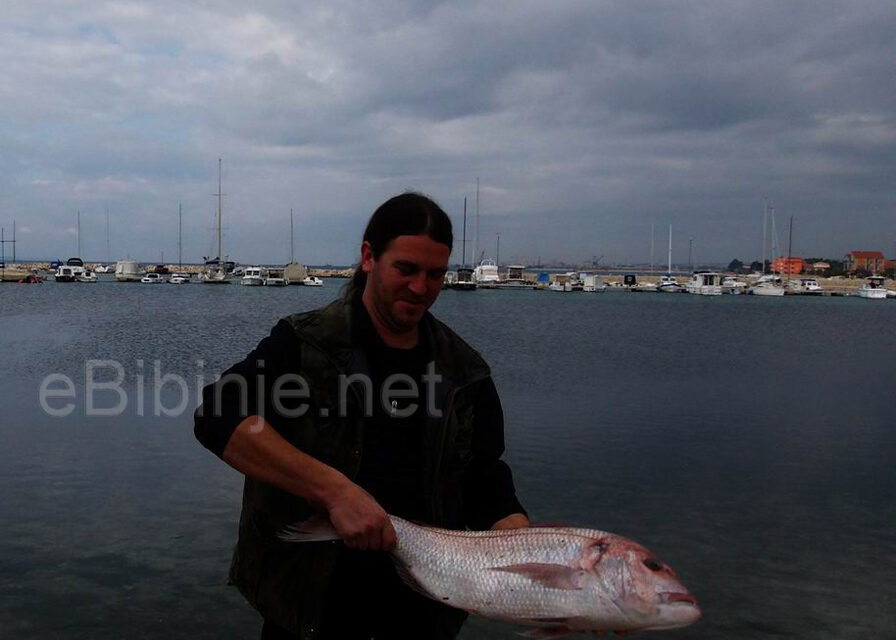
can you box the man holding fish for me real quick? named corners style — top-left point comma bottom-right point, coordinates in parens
top-left (195, 193), bottom-right (530, 639)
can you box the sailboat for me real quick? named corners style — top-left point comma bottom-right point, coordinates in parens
top-left (656, 225), bottom-right (684, 292)
top-left (750, 202), bottom-right (785, 296)
top-left (199, 159), bottom-right (232, 284)
top-left (450, 197), bottom-right (477, 290)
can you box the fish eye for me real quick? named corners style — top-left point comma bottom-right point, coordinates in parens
top-left (643, 558), bottom-right (663, 572)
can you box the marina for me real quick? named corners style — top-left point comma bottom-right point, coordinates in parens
top-left (2, 259), bottom-right (895, 299)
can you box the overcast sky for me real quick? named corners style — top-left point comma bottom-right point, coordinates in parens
top-left (1, 1), bottom-right (893, 266)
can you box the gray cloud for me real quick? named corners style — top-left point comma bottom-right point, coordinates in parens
top-left (0, 0), bottom-right (893, 266)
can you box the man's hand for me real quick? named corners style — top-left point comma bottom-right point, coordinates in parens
top-left (490, 513), bottom-right (530, 530)
top-left (323, 480), bottom-right (397, 551)
top-left (223, 416), bottom-right (396, 552)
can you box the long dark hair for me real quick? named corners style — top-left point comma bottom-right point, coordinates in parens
top-left (345, 192), bottom-right (453, 298)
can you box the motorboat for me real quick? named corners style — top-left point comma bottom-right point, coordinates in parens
top-left (242, 266), bottom-right (266, 286)
top-left (496, 265), bottom-right (534, 289)
top-left (721, 276), bottom-right (747, 295)
top-left (858, 275), bottom-right (888, 299)
top-left (94, 264), bottom-right (110, 274)
top-left (302, 276), bottom-right (323, 287)
top-left (115, 259), bottom-right (142, 282)
top-left (77, 270), bottom-right (98, 283)
top-left (749, 274), bottom-right (786, 296)
top-left (582, 274), bottom-right (607, 292)
top-left (168, 273), bottom-right (191, 284)
top-left (54, 258), bottom-right (86, 283)
top-left (548, 280), bottom-right (571, 292)
top-left (656, 274), bottom-right (685, 293)
top-left (450, 267), bottom-right (477, 291)
top-left (473, 259), bottom-right (501, 288)
top-left (686, 271), bottom-right (722, 296)
top-left (264, 269), bottom-right (289, 286)
top-left (789, 277), bottom-right (824, 295)
top-left (141, 272), bottom-right (165, 284)
top-left (549, 273), bottom-right (573, 292)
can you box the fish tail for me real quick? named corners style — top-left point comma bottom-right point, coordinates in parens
top-left (276, 514), bottom-right (340, 542)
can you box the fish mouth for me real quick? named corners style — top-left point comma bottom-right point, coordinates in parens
top-left (660, 592), bottom-right (699, 607)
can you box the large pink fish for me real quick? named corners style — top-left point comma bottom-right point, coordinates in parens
top-left (279, 516), bottom-right (700, 637)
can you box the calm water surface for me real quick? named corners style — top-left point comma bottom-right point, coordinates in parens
top-left (1, 279), bottom-right (894, 639)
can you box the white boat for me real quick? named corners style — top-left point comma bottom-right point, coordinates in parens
top-left (168, 273), bottom-right (191, 284)
top-left (721, 276), bottom-right (747, 295)
top-left (496, 265), bottom-right (533, 289)
top-left (686, 271), bottom-right (722, 296)
top-left (115, 259), bottom-right (142, 282)
top-left (657, 227), bottom-right (684, 292)
top-left (749, 274), bottom-right (786, 296)
top-left (94, 264), bottom-right (110, 274)
top-left (858, 275), bottom-right (888, 299)
top-left (54, 258), bottom-right (86, 283)
top-left (242, 266), bottom-right (267, 286)
top-left (141, 272), bottom-right (165, 284)
top-left (789, 277), bottom-right (824, 295)
top-left (473, 259), bottom-right (501, 288)
top-left (77, 269), bottom-right (97, 283)
top-left (548, 280), bottom-right (571, 292)
top-left (302, 276), bottom-right (323, 287)
top-left (582, 274), bottom-right (607, 292)
top-left (264, 269), bottom-right (289, 286)
top-left (451, 266), bottom-right (477, 291)
top-left (201, 159), bottom-right (233, 284)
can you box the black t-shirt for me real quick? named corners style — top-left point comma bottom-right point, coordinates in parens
top-left (352, 300), bottom-right (430, 521)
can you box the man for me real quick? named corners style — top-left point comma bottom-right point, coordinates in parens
top-left (194, 192), bottom-right (528, 640)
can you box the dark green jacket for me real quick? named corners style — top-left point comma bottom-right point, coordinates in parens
top-left (195, 296), bottom-right (524, 638)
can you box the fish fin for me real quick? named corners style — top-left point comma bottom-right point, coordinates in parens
top-left (276, 514), bottom-right (340, 543)
top-left (517, 627), bottom-right (572, 639)
top-left (490, 563), bottom-right (586, 590)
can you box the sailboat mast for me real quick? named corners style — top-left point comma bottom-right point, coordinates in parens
top-left (77, 210), bottom-right (81, 257)
top-left (105, 210), bottom-right (110, 264)
top-left (290, 208), bottom-right (295, 263)
top-left (462, 197), bottom-right (467, 268)
top-left (668, 224), bottom-right (673, 273)
top-left (650, 223), bottom-right (655, 274)
top-left (179, 203), bottom-right (184, 267)
top-left (762, 202), bottom-right (768, 274)
top-left (770, 204), bottom-right (777, 274)
top-left (474, 177), bottom-right (480, 264)
top-left (217, 159), bottom-right (223, 263)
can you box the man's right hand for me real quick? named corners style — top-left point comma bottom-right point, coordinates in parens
top-left (324, 480), bottom-right (397, 552)
top-left (223, 416), bottom-right (397, 552)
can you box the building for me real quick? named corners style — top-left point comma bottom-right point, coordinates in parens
top-left (772, 256), bottom-right (805, 275)
top-left (811, 261), bottom-right (830, 275)
top-left (844, 251), bottom-right (885, 274)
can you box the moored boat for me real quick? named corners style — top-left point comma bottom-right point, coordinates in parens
top-left (858, 275), bottom-right (888, 299)
top-left (686, 271), bottom-right (722, 296)
top-left (115, 259), bottom-right (142, 282)
top-left (241, 266), bottom-right (266, 286)
top-left (54, 257), bottom-right (86, 283)
top-left (141, 272), bottom-right (165, 284)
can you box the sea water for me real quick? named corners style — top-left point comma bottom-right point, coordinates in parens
top-left (0, 279), bottom-right (893, 639)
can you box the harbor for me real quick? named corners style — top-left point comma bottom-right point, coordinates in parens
top-left (4, 258), bottom-right (895, 300)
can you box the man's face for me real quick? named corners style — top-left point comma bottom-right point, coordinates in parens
top-left (362, 234), bottom-right (450, 332)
